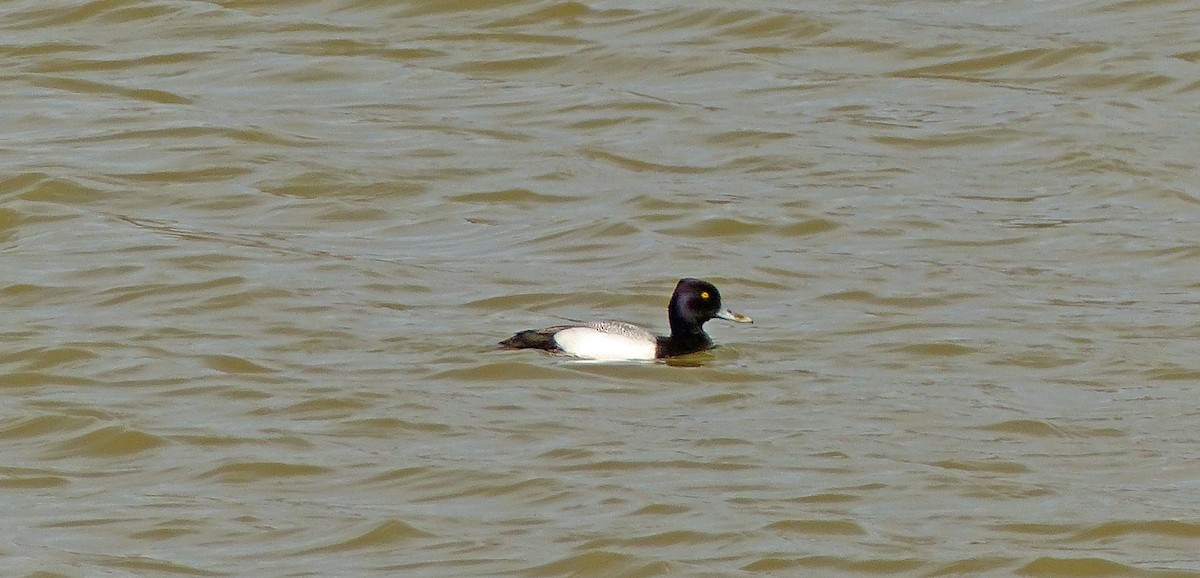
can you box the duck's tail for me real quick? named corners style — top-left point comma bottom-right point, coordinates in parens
top-left (498, 327), bottom-right (568, 351)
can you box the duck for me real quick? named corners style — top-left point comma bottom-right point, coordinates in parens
top-left (499, 278), bottom-right (752, 361)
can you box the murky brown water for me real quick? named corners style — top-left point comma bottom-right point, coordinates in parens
top-left (4, 0), bottom-right (1200, 576)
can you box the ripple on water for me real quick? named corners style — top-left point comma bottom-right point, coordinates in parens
top-left (196, 461), bottom-right (333, 485)
top-left (45, 425), bottom-right (167, 459)
top-left (1015, 556), bottom-right (1169, 577)
top-left (976, 419), bottom-right (1126, 438)
top-left (0, 466), bottom-right (70, 489)
top-left (332, 417), bottom-right (454, 438)
top-left (50, 557), bottom-right (205, 578)
top-left (293, 520), bottom-right (435, 556)
top-left (447, 188), bottom-right (577, 204)
top-left (0, 413), bottom-right (95, 439)
top-left (518, 551), bottom-right (676, 578)
top-left (1, 372), bottom-right (95, 388)
top-left (742, 555), bottom-right (926, 574)
top-left (0, 207), bottom-right (21, 243)
top-left (658, 216), bottom-right (771, 238)
top-left (431, 361), bottom-right (585, 381)
top-left (764, 519), bottom-right (867, 536)
top-left (28, 76), bottom-right (192, 105)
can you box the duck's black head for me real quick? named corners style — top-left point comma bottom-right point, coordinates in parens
top-left (666, 278), bottom-right (752, 339)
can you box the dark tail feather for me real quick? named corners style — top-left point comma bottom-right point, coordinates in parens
top-left (499, 327), bottom-right (566, 351)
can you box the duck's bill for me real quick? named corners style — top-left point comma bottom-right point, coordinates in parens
top-left (715, 309), bottom-right (753, 323)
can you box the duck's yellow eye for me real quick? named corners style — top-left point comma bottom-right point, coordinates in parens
top-left (700, 291), bottom-right (710, 299)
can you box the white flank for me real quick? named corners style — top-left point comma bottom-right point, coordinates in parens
top-left (553, 326), bottom-right (657, 361)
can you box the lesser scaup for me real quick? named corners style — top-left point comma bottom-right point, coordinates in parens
top-left (499, 278), bottom-right (752, 361)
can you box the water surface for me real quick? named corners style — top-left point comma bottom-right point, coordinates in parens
top-left (3, 0), bottom-right (1200, 576)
